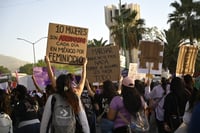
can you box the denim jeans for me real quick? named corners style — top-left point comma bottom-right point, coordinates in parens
top-left (100, 118), bottom-right (114, 133)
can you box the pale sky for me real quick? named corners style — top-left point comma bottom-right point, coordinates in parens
top-left (0, 0), bottom-right (174, 63)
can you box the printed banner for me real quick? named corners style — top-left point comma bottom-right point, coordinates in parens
top-left (46, 23), bottom-right (88, 65)
top-left (138, 41), bottom-right (164, 74)
top-left (176, 45), bottom-right (198, 76)
top-left (86, 45), bottom-right (120, 83)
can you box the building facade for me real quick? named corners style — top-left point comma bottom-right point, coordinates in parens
top-left (104, 3), bottom-right (141, 43)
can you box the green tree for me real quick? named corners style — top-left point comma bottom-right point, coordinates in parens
top-left (19, 64), bottom-right (33, 75)
top-left (163, 28), bottom-right (182, 74)
top-left (36, 59), bottom-right (46, 67)
top-left (17, 60), bottom-right (46, 75)
top-left (0, 66), bottom-right (11, 74)
top-left (167, 0), bottom-right (200, 74)
top-left (111, 7), bottom-right (145, 65)
top-left (168, 0), bottom-right (200, 45)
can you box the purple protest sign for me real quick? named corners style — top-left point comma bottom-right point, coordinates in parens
top-left (33, 67), bottom-right (53, 87)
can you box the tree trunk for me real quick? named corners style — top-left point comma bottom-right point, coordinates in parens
top-left (130, 48), bottom-right (139, 63)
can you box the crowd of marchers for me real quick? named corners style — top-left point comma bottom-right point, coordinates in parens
top-left (0, 57), bottom-right (200, 133)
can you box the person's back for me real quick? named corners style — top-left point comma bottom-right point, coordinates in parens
top-left (52, 94), bottom-right (76, 133)
top-left (40, 93), bottom-right (76, 133)
top-left (187, 86), bottom-right (200, 133)
top-left (107, 77), bottom-right (149, 133)
top-left (42, 57), bottom-right (89, 133)
top-left (109, 95), bottom-right (132, 129)
top-left (81, 87), bottom-right (96, 133)
top-left (40, 73), bottom-right (90, 133)
top-left (0, 89), bottom-right (13, 133)
top-left (188, 102), bottom-right (200, 133)
top-left (93, 80), bottom-right (117, 133)
top-left (13, 85), bottom-right (40, 133)
top-left (163, 77), bottom-right (186, 132)
top-left (0, 112), bottom-right (13, 133)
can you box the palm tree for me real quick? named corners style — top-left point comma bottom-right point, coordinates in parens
top-left (87, 38), bottom-right (108, 47)
top-left (167, 0), bottom-right (200, 75)
top-left (143, 26), bottom-right (167, 43)
top-left (110, 8), bottom-right (145, 65)
top-left (163, 28), bottom-right (182, 74)
top-left (168, 0), bottom-right (200, 45)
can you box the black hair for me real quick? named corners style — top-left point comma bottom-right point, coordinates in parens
top-left (170, 77), bottom-right (185, 108)
top-left (0, 89), bottom-right (6, 112)
top-left (102, 80), bottom-right (118, 102)
top-left (135, 80), bottom-right (145, 96)
top-left (183, 74), bottom-right (194, 92)
top-left (121, 85), bottom-right (142, 116)
top-left (15, 84), bottom-right (27, 100)
top-left (161, 77), bottom-right (168, 95)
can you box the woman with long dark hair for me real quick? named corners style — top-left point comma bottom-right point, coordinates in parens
top-left (107, 77), bottom-right (147, 133)
top-left (92, 79), bottom-right (118, 133)
top-left (40, 57), bottom-right (89, 133)
top-left (163, 77), bottom-right (188, 133)
top-left (175, 75), bottom-right (199, 133)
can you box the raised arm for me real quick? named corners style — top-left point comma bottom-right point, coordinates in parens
top-left (75, 58), bottom-right (87, 97)
top-left (85, 79), bottom-right (95, 97)
top-left (117, 75), bottom-right (123, 94)
top-left (32, 75), bottom-right (43, 93)
top-left (45, 56), bottom-right (56, 89)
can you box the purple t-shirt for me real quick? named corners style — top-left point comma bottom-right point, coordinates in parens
top-left (110, 96), bottom-right (131, 129)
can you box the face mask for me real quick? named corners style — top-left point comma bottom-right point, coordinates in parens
top-left (71, 80), bottom-right (78, 88)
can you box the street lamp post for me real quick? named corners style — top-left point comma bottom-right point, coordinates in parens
top-left (119, 0), bottom-right (127, 68)
top-left (17, 37), bottom-right (47, 66)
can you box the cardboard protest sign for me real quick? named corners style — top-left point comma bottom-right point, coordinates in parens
top-left (176, 45), bottom-right (198, 76)
top-left (128, 63), bottom-right (146, 81)
top-left (46, 23), bottom-right (88, 65)
top-left (138, 41), bottom-right (164, 75)
top-left (87, 45), bottom-right (120, 83)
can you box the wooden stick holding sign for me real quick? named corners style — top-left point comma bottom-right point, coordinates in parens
top-left (146, 62), bottom-right (153, 80)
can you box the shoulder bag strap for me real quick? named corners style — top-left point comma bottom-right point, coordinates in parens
top-left (118, 112), bottom-right (133, 133)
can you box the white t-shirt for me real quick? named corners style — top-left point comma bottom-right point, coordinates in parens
top-left (145, 84), bottom-right (170, 121)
